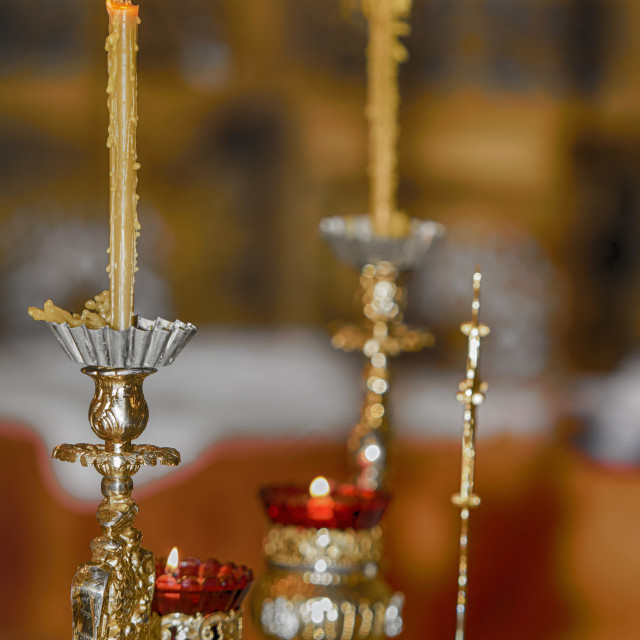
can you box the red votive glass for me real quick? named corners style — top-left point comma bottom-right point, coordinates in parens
top-left (259, 481), bottom-right (391, 530)
top-left (153, 555), bottom-right (254, 616)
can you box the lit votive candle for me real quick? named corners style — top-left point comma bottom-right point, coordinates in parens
top-left (260, 479), bottom-right (391, 530)
top-left (153, 547), bottom-right (254, 617)
top-left (307, 476), bottom-right (335, 522)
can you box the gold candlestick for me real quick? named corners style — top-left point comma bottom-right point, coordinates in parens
top-left (106, 0), bottom-right (141, 330)
top-left (451, 271), bottom-right (490, 640)
top-left (332, 261), bottom-right (433, 489)
top-left (54, 367), bottom-right (181, 640)
top-left (363, 0), bottom-right (412, 237)
top-left (27, 0), bottom-right (199, 637)
top-left (321, 216), bottom-right (443, 490)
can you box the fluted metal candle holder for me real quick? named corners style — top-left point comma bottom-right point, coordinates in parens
top-left (47, 319), bottom-right (196, 640)
top-left (254, 525), bottom-right (403, 640)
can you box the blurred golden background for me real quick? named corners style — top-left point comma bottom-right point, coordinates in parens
top-left (6, 0), bottom-right (640, 358)
top-left (2, 1), bottom-right (640, 639)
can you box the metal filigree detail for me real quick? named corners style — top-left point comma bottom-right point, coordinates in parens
top-left (150, 610), bottom-right (243, 640)
top-left (451, 271), bottom-right (490, 640)
top-left (54, 367), bottom-right (181, 640)
top-left (53, 443), bottom-right (180, 469)
top-left (258, 593), bottom-right (403, 640)
top-left (331, 262), bottom-right (433, 490)
top-left (252, 525), bottom-right (403, 640)
top-left (263, 525), bottom-right (383, 573)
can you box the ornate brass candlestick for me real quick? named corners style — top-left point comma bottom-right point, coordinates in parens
top-left (321, 216), bottom-right (443, 490)
top-left (46, 321), bottom-right (196, 640)
top-left (319, 0), bottom-right (443, 492)
top-left (54, 366), bottom-right (177, 640)
top-left (451, 272), bottom-right (489, 640)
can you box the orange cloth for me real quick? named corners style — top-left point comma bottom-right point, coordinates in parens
top-left (1, 423), bottom-right (629, 640)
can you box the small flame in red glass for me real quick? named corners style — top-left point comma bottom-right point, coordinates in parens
top-left (309, 476), bottom-right (330, 498)
top-left (166, 547), bottom-right (179, 575)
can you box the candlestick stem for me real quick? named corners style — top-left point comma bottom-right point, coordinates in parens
top-left (53, 367), bottom-right (180, 640)
top-left (451, 271), bottom-right (490, 639)
top-left (332, 262), bottom-right (433, 490)
top-left (363, 0), bottom-right (411, 237)
top-left (106, 0), bottom-right (140, 329)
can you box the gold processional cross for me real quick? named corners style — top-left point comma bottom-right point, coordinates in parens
top-left (452, 271), bottom-right (490, 640)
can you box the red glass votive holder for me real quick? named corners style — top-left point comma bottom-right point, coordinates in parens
top-left (152, 556), bottom-right (254, 616)
top-left (259, 481), bottom-right (391, 530)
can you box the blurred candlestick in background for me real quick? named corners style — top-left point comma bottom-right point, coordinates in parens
top-left (106, 0), bottom-right (141, 329)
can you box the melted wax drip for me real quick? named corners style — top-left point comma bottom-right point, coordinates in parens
top-left (29, 1), bottom-right (142, 330)
top-left (28, 291), bottom-right (110, 329)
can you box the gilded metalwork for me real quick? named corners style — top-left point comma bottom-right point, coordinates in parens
top-left (150, 609), bottom-right (243, 640)
top-left (451, 271), bottom-right (490, 640)
top-left (252, 525), bottom-right (403, 640)
top-left (362, 0), bottom-right (412, 237)
top-left (264, 525), bottom-right (383, 572)
top-left (332, 262), bottom-right (433, 490)
top-left (55, 366), bottom-right (181, 640)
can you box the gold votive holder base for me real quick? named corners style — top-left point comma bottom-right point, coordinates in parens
top-left (251, 525), bottom-right (403, 640)
top-left (150, 609), bottom-right (243, 640)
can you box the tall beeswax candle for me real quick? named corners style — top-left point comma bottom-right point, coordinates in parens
top-left (364, 0), bottom-right (411, 238)
top-left (106, 0), bottom-right (141, 330)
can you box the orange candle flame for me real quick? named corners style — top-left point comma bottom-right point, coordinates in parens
top-left (165, 546), bottom-right (179, 575)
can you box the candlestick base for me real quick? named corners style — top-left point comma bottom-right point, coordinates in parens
top-left (150, 610), bottom-right (243, 640)
top-left (251, 525), bottom-right (403, 640)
